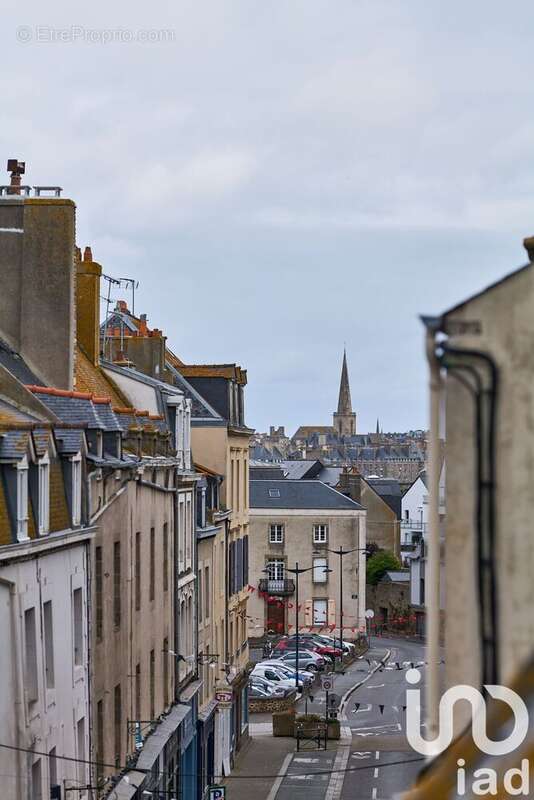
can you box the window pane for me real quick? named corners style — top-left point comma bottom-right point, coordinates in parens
top-left (312, 599), bottom-right (327, 625)
top-left (313, 558), bottom-right (327, 583)
top-left (43, 600), bottom-right (55, 688)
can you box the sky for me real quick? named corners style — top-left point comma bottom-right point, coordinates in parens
top-left (2, 1), bottom-right (534, 436)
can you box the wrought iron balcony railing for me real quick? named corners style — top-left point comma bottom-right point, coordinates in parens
top-left (258, 578), bottom-right (295, 596)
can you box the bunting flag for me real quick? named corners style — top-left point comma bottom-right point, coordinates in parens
top-left (352, 702), bottom-right (408, 714)
top-left (379, 705), bottom-right (385, 715)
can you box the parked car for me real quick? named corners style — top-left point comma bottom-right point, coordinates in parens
top-left (249, 683), bottom-right (274, 699)
top-left (276, 650), bottom-right (326, 671)
top-left (316, 634), bottom-right (356, 654)
top-left (258, 661), bottom-right (315, 685)
top-left (274, 636), bottom-right (343, 660)
top-left (252, 663), bottom-right (303, 690)
top-left (249, 675), bottom-right (288, 698)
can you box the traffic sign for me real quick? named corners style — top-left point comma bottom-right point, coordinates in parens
top-left (365, 609), bottom-right (375, 619)
top-left (327, 692), bottom-right (341, 708)
top-left (321, 675), bottom-right (335, 691)
top-left (209, 787), bottom-right (226, 800)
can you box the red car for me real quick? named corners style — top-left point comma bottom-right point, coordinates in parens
top-left (274, 636), bottom-right (343, 659)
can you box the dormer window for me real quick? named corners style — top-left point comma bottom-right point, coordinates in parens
top-left (71, 454), bottom-right (82, 526)
top-left (38, 453), bottom-right (50, 536)
top-left (16, 457), bottom-right (29, 541)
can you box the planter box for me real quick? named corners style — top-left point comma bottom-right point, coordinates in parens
top-left (272, 709), bottom-right (295, 737)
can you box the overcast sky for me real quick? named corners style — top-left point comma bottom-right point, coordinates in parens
top-left (2, 1), bottom-right (533, 435)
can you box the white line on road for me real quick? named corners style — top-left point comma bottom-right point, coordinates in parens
top-left (375, 751), bottom-right (380, 760)
top-left (374, 768), bottom-right (379, 778)
top-left (266, 753), bottom-right (293, 800)
top-left (372, 788), bottom-right (377, 799)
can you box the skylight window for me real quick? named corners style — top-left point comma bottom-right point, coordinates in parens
top-left (268, 488), bottom-right (281, 498)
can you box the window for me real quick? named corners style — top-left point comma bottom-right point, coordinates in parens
top-left (97, 700), bottom-right (104, 784)
top-left (266, 559), bottom-right (284, 581)
top-left (77, 717), bottom-right (86, 787)
top-left (312, 599), bottom-right (327, 625)
top-left (24, 607), bottom-right (38, 703)
top-left (313, 524), bottom-right (328, 543)
top-left (198, 568), bottom-right (203, 624)
top-left (38, 455), bottom-right (50, 535)
top-left (16, 458), bottom-right (29, 541)
top-left (73, 587), bottom-right (83, 666)
top-left (163, 522), bottom-right (169, 592)
top-left (43, 600), bottom-right (55, 689)
top-left (178, 498), bottom-right (185, 571)
top-left (95, 546), bottom-right (103, 640)
top-left (269, 524), bottom-right (284, 543)
top-left (149, 527), bottom-right (155, 602)
top-left (135, 532), bottom-right (141, 610)
top-left (150, 650), bottom-right (155, 720)
top-left (313, 557), bottom-right (328, 583)
top-left (268, 488), bottom-right (280, 498)
top-left (135, 663), bottom-right (141, 721)
top-left (114, 684), bottom-right (121, 767)
top-left (32, 760), bottom-right (42, 800)
top-left (185, 496), bottom-right (192, 567)
top-left (163, 637), bottom-right (169, 708)
top-left (49, 747), bottom-right (57, 789)
top-left (204, 566), bottom-right (210, 620)
top-left (113, 542), bottom-right (121, 628)
top-left (71, 454), bottom-right (82, 526)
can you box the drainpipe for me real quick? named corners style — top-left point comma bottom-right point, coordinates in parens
top-left (424, 319), bottom-right (442, 738)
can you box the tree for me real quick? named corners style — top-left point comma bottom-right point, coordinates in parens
top-left (366, 550), bottom-right (402, 586)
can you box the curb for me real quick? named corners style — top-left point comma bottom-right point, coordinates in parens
top-left (339, 648), bottom-right (391, 724)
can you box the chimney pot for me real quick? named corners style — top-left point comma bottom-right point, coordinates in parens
top-left (83, 246), bottom-right (93, 262)
top-left (75, 246), bottom-right (82, 261)
top-left (523, 236), bottom-right (534, 262)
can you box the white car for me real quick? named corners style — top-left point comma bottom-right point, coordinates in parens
top-left (252, 664), bottom-right (302, 690)
top-left (319, 635), bottom-right (356, 654)
top-left (249, 675), bottom-right (288, 698)
top-left (259, 661), bottom-right (315, 685)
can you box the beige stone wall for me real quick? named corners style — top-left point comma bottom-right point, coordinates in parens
top-left (248, 509), bottom-right (366, 639)
top-left (90, 470), bottom-right (175, 778)
top-left (442, 263), bottom-right (534, 692)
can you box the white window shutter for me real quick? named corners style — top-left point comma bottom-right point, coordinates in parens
top-left (328, 598), bottom-right (336, 626)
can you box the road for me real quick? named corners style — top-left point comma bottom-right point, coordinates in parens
top-left (340, 636), bottom-right (431, 800)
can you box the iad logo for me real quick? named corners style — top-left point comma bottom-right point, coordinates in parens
top-left (405, 669), bottom-right (531, 796)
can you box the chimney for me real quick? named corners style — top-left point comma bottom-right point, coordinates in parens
top-left (76, 245), bottom-right (102, 367)
top-left (139, 314), bottom-right (148, 336)
top-left (0, 162), bottom-right (76, 389)
top-left (117, 300), bottom-right (128, 313)
top-left (7, 159), bottom-right (25, 196)
top-left (523, 236), bottom-right (534, 262)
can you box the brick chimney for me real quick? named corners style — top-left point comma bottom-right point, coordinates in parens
top-left (0, 162), bottom-right (76, 389)
top-left (76, 245), bottom-right (102, 366)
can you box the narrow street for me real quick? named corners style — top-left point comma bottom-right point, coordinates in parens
top-left (230, 636), bottom-right (430, 800)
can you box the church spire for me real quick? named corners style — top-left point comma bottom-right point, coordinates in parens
top-left (376, 417), bottom-right (380, 435)
top-left (337, 348), bottom-right (353, 415)
top-left (333, 348), bottom-right (356, 437)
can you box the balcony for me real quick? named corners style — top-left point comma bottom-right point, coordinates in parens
top-left (259, 578), bottom-right (295, 596)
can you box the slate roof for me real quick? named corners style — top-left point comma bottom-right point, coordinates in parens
top-left (0, 429), bottom-right (32, 461)
top-left (250, 465), bottom-right (286, 480)
top-left (250, 480), bottom-right (363, 511)
top-left (54, 429), bottom-right (85, 454)
top-left (382, 570), bottom-right (410, 583)
top-left (316, 466), bottom-right (343, 486)
top-left (32, 427), bottom-right (52, 457)
top-left (366, 478), bottom-right (402, 518)
top-left (0, 398), bottom-right (39, 426)
top-left (92, 400), bottom-right (122, 432)
top-left (0, 337), bottom-right (43, 385)
top-left (165, 361), bottom-right (225, 423)
top-left (281, 460), bottom-right (324, 480)
top-left (27, 388), bottom-right (101, 428)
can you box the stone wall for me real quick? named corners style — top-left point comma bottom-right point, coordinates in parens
top-left (249, 690), bottom-right (297, 714)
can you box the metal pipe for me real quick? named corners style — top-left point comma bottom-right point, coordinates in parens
top-left (425, 324), bottom-right (442, 738)
top-left (295, 561), bottom-right (299, 690)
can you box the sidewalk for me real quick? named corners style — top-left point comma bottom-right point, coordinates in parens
top-left (229, 646), bottom-right (390, 800)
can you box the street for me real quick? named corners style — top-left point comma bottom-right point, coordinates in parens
top-left (235, 636), bottom-right (432, 800)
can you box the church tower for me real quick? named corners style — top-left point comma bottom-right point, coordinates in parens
top-left (333, 348), bottom-right (357, 437)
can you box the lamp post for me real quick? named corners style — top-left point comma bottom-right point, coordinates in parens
top-left (327, 546), bottom-right (370, 670)
top-left (263, 561), bottom-right (329, 688)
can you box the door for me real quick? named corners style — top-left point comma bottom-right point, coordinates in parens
top-left (266, 599), bottom-right (285, 634)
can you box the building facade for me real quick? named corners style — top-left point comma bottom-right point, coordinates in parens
top-left (248, 479), bottom-right (367, 641)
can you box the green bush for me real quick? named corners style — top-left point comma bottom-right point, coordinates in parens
top-left (366, 550), bottom-right (402, 585)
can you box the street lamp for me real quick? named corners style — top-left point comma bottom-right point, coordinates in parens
top-left (327, 546), bottom-right (371, 670)
top-left (262, 561), bottom-right (329, 688)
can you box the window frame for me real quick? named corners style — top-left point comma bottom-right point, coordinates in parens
top-left (38, 453), bottom-right (50, 536)
top-left (16, 457), bottom-right (29, 541)
top-left (71, 453), bottom-right (82, 526)
top-left (268, 523), bottom-right (284, 544)
top-left (312, 557), bottom-right (328, 584)
top-left (313, 523), bottom-right (328, 544)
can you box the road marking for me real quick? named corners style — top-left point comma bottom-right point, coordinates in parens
top-left (355, 723), bottom-right (400, 733)
top-left (325, 739), bottom-right (351, 800)
top-left (293, 757), bottom-right (320, 763)
top-left (372, 787), bottom-right (377, 799)
top-left (366, 684), bottom-right (385, 689)
top-left (374, 767), bottom-right (379, 778)
top-left (351, 703), bottom-right (372, 714)
top-left (266, 753), bottom-right (292, 800)
top-left (352, 752), bottom-right (372, 759)
top-left (375, 751), bottom-right (380, 760)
